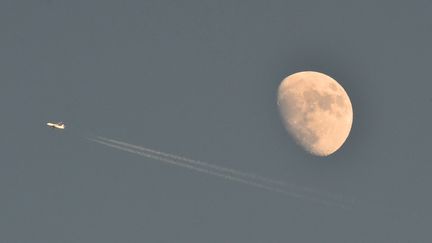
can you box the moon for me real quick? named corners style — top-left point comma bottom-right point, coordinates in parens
top-left (277, 71), bottom-right (353, 156)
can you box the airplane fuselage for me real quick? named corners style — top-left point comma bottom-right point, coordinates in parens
top-left (47, 122), bottom-right (65, 130)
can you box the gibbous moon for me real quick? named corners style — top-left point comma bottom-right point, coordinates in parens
top-left (277, 71), bottom-right (353, 156)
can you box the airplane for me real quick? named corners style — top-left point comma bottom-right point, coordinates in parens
top-left (46, 122), bottom-right (65, 130)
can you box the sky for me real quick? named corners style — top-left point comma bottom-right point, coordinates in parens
top-left (1, 0), bottom-right (432, 242)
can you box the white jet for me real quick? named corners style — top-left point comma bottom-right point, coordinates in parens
top-left (46, 122), bottom-right (65, 130)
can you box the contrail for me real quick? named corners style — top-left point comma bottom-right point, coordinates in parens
top-left (96, 136), bottom-right (353, 204)
top-left (89, 137), bottom-right (351, 209)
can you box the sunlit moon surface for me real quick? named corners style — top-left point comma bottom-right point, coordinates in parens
top-left (277, 71), bottom-right (353, 156)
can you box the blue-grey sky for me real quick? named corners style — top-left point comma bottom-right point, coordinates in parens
top-left (1, 0), bottom-right (431, 242)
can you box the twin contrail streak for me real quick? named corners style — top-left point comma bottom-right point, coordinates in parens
top-left (89, 137), bottom-right (352, 209)
top-left (97, 136), bottom-right (293, 187)
top-left (96, 136), bottom-right (352, 204)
